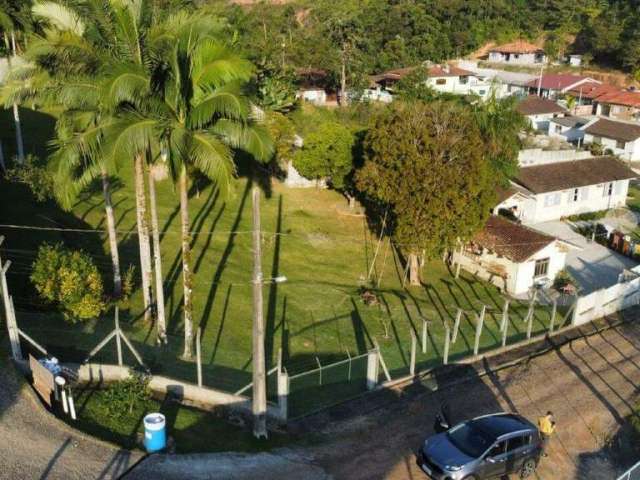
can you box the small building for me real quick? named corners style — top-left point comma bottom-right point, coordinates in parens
top-left (548, 116), bottom-right (589, 143)
top-left (487, 41), bottom-right (547, 65)
top-left (295, 68), bottom-right (333, 106)
top-left (568, 55), bottom-right (582, 67)
top-left (526, 74), bottom-right (599, 99)
top-left (370, 63), bottom-right (493, 100)
top-left (593, 90), bottom-right (640, 122)
top-left (495, 156), bottom-right (637, 224)
top-left (584, 118), bottom-right (640, 161)
top-left (516, 96), bottom-right (568, 132)
top-left (455, 215), bottom-right (568, 295)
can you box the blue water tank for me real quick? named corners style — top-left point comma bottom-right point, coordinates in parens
top-left (143, 413), bottom-right (166, 453)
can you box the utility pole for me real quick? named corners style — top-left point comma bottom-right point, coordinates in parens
top-left (252, 185), bottom-right (267, 439)
top-left (537, 63), bottom-right (545, 97)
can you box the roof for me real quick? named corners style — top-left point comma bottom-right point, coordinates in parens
top-left (496, 183), bottom-right (532, 203)
top-left (471, 414), bottom-right (536, 439)
top-left (491, 41), bottom-right (543, 55)
top-left (585, 118), bottom-right (640, 142)
top-left (525, 74), bottom-right (596, 91)
top-left (515, 156), bottom-right (637, 194)
top-left (550, 116), bottom-right (588, 128)
top-left (474, 216), bottom-right (556, 263)
top-left (516, 96), bottom-right (567, 116)
top-left (371, 64), bottom-right (475, 83)
top-left (567, 82), bottom-right (640, 107)
top-left (595, 90), bottom-right (640, 108)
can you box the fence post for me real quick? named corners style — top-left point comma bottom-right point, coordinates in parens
top-left (372, 339), bottom-right (391, 382)
top-left (500, 300), bottom-right (509, 333)
top-left (526, 291), bottom-right (537, 339)
top-left (443, 324), bottom-right (451, 365)
top-left (0, 245), bottom-right (22, 361)
top-left (452, 309), bottom-right (462, 344)
top-left (277, 368), bottom-right (289, 421)
top-left (474, 305), bottom-right (486, 356)
top-left (115, 307), bottom-right (123, 366)
top-left (366, 349), bottom-right (379, 390)
top-left (501, 314), bottom-right (509, 348)
top-left (549, 300), bottom-right (557, 333)
top-left (422, 319), bottom-right (429, 353)
top-left (196, 327), bottom-right (203, 388)
top-left (315, 357), bottom-right (322, 386)
top-left (410, 329), bottom-right (417, 376)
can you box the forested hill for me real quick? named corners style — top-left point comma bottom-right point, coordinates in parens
top-left (212, 0), bottom-right (640, 80)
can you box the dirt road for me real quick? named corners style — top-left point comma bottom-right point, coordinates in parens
top-left (0, 355), bottom-right (141, 480)
top-left (307, 320), bottom-right (640, 479)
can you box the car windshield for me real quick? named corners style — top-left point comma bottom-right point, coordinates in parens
top-left (447, 423), bottom-right (494, 458)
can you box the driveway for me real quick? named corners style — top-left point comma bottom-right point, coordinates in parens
top-left (533, 221), bottom-right (638, 294)
top-left (0, 354), bottom-right (142, 480)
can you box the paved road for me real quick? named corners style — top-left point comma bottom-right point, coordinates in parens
top-left (307, 319), bottom-right (640, 479)
top-left (0, 355), bottom-right (141, 480)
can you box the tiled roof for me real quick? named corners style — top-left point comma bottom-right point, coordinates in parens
top-left (371, 64), bottom-right (475, 82)
top-left (550, 116), bottom-right (588, 128)
top-left (473, 216), bottom-right (556, 263)
top-left (567, 82), bottom-right (640, 107)
top-left (585, 118), bottom-right (640, 142)
top-left (491, 41), bottom-right (543, 54)
top-left (595, 91), bottom-right (640, 108)
top-left (516, 96), bottom-right (567, 115)
top-left (514, 156), bottom-right (637, 194)
top-left (525, 74), bottom-right (596, 91)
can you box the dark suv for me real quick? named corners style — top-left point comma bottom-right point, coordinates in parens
top-left (417, 412), bottom-right (542, 480)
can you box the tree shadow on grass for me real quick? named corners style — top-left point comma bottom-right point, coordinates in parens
top-left (265, 195), bottom-right (283, 368)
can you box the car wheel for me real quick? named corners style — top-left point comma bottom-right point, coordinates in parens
top-left (520, 457), bottom-right (537, 478)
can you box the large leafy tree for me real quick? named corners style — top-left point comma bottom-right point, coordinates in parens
top-left (356, 101), bottom-right (496, 285)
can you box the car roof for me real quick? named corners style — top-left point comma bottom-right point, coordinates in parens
top-left (470, 413), bottom-right (536, 439)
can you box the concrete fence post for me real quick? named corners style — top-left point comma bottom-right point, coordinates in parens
top-left (366, 350), bottom-right (379, 390)
top-left (452, 309), bottom-right (462, 344)
top-left (443, 325), bottom-right (451, 365)
top-left (549, 300), bottom-right (557, 333)
top-left (410, 329), bottom-right (417, 376)
top-left (196, 327), bottom-right (203, 388)
top-left (115, 307), bottom-right (123, 366)
top-left (277, 369), bottom-right (289, 421)
top-left (474, 305), bottom-right (486, 356)
top-left (422, 319), bottom-right (428, 354)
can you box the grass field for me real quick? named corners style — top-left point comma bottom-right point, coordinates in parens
top-left (0, 107), bottom-right (560, 418)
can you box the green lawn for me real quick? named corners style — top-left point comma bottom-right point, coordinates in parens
top-left (0, 107), bottom-right (559, 418)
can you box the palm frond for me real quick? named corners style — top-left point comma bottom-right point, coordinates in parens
top-left (190, 131), bottom-right (235, 194)
top-left (189, 82), bottom-right (249, 129)
top-left (210, 119), bottom-right (274, 163)
top-left (32, 1), bottom-right (86, 35)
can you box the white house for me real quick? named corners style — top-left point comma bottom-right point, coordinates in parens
top-left (584, 118), bottom-right (640, 161)
top-left (296, 88), bottom-right (327, 105)
top-left (495, 156), bottom-right (637, 224)
top-left (487, 41), bottom-right (547, 65)
top-left (516, 96), bottom-right (568, 133)
top-left (454, 215), bottom-right (569, 295)
top-left (370, 63), bottom-right (493, 100)
top-left (548, 116), bottom-right (590, 143)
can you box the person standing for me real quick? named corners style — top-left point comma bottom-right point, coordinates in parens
top-left (538, 411), bottom-right (556, 457)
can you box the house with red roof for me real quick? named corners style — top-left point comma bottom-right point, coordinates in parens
top-left (488, 41), bottom-right (547, 65)
top-left (526, 74), bottom-right (599, 99)
top-left (565, 83), bottom-right (640, 120)
top-left (369, 63), bottom-right (493, 100)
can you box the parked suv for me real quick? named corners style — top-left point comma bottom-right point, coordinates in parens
top-left (417, 412), bottom-right (542, 480)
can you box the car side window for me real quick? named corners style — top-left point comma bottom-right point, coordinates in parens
top-left (488, 441), bottom-right (507, 458)
top-left (507, 435), bottom-right (531, 452)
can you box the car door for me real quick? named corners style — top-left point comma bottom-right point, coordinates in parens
top-left (505, 433), bottom-right (537, 473)
top-left (479, 440), bottom-right (508, 478)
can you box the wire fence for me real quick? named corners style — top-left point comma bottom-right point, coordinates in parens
top-left (618, 461), bottom-right (640, 480)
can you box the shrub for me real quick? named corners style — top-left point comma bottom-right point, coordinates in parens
top-left (5, 154), bottom-right (55, 202)
top-left (553, 269), bottom-right (575, 291)
top-left (31, 243), bottom-right (106, 322)
top-left (102, 374), bottom-right (152, 419)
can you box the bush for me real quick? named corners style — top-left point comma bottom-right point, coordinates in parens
top-left (567, 210), bottom-right (608, 222)
top-left (31, 243), bottom-right (106, 322)
top-left (102, 374), bottom-right (152, 419)
top-left (5, 154), bottom-right (55, 202)
top-left (553, 269), bottom-right (575, 291)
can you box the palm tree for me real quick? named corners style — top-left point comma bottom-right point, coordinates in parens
top-left (0, 2), bottom-right (25, 163)
top-left (108, 28), bottom-right (273, 358)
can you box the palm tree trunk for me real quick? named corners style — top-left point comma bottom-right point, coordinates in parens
top-left (4, 33), bottom-right (24, 164)
top-left (180, 168), bottom-right (194, 359)
top-left (148, 172), bottom-right (167, 344)
top-left (134, 153), bottom-right (153, 324)
top-left (101, 169), bottom-right (122, 297)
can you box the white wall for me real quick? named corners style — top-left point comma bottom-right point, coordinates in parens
top-left (454, 241), bottom-right (566, 296)
top-left (297, 89), bottom-right (327, 105)
top-left (518, 149), bottom-right (592, 166)
top-left (526, 113), bottom-right (565, 133)
top-left (427, 75), bottom-right (491, 99)
top-left (525, 180), bottom-right (630, 223)
top-left (548, 123), bottom-right (586, 143)
top-left (584, 133), bottom-right (640, 161)
top-left (488, 51), bottom-right (546, 65)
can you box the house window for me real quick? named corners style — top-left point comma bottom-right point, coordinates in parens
top-left (616, 140), bottom-right (626, 149)
top-left (478, 90), bottom-right (486, 95)
top-left (544, 193), bottom-right (561, 207)
top-left (569, 188), bottom-right (579, 202)
top-left (603, 182), bottom-right (614, 197)
top-left (555, 125), bottom-right (562, 134)
top-left (459, 76), bottom-right (469, 85)
top-left (436, 78), bottom-right (447, 85)
top-left (534, 258), bottom-right (549, 278)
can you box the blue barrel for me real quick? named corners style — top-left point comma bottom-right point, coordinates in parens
top-left (143, 413), bottom-right (166, 453)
